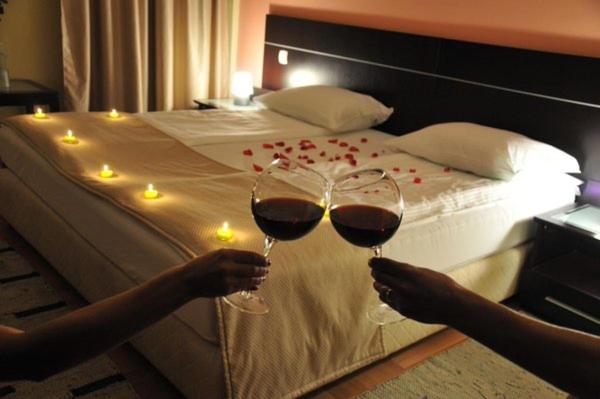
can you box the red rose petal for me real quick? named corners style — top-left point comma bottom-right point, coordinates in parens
top-left (409, 168), bottom-right (416, 173)
top-left (243, 149), bottom-right (253, 156)
top-left (253, 164), bottom-right (263, 172)
top-left (275, 141), bottom-right (285, 147)
top-left (339, 142), bottom-right (348, 147)
top-left (393, 167), bottom-right (401, 172)
top-left (273, 153), bottom-right (280, 159)
top-left (361, 138), bottom-right (368, 143)
top-left (328, 139), bottom-right (338, 144)
top-left (335, 155), bottom-right (341, 160)
top-left (349, 159), bottom-right (357, 166)
top-left (285, 146), bottom-right (293, 153)
top-left (349, 146), bottom-right (359, 152)
top-left (262, 143), bottom-right (274, 149)
top-left (328, 158), bottom-right (334, 162)
top-left (371, 152), bottom-right (379, 158)
top-left (279, 153), bottom-right (289, 160)
top-left (413, 177), bottom-right (422, 184)
top-left (319, 151), bottom-right (326, 157)
top-left (307, 159), bottom-right (315, 164)
top-left (444, 166), bottom-right (451, 172)
top-left (344, 153), bottom-right (354, 159)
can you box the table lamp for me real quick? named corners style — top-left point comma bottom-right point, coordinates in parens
top-left (232, 71), bottom-right (253, 106)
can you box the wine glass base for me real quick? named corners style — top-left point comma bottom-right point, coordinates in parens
top-left (366, 303), bottom-right (404, 325)
top-left (223, 292), bottom-right (269, 315)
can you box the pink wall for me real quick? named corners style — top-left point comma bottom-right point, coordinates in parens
top-left (237, 0), bottom-right (600, 86)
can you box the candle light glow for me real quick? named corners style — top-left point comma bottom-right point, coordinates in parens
top-left (99, 164), bottom-right (114, 178)
top-left (62, 129), bottom-right (78, 144)
top-left (34, 107), bottom-right (48, 119)
top-left (108, 109), bottom-right (121, 119)
top-left (144, 183), bottom-right (159, 199)
top-left (216, 222), bottom-right (234, 241)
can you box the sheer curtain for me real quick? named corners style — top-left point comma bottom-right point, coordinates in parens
top-left (61, 0), bottom-right (238, 112)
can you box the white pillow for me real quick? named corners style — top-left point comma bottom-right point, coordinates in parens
top-left (386, 122), bottom-right (580, 180)
top-left (255, 85), bottom-right (393, 133)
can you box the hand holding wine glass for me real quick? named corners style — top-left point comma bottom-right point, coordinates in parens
top-left (224, 158), bottom-right (329, 314)
top-left (330, 169), bottom-right (404, 325)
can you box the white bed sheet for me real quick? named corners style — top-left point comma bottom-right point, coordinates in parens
top-left (0, 109), bottom-right (578, 343)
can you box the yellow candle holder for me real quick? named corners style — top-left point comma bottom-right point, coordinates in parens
top-left (34, 107), bottom-right (48, 119)
top-left (62, 129), bottom-right (79, 144)
top-left (99, 164), bottom-right (114, 178)
top-left (144, 183), bottom-right (159, 199)
top-left (216, 222), bottom-right (234, 241)
top-left (108, 109), bottom-right (121, 119)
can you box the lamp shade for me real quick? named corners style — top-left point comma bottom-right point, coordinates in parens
top-left (232, 71), bottom-right (253, 105)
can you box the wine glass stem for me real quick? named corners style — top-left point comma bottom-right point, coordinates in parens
top-left (240, 236), bottom-right (276, 299)
top-left (372, 245), bottom-right (382, 258)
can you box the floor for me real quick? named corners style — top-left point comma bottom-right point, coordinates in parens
top-left (1, 218), bottom-right (468, 398)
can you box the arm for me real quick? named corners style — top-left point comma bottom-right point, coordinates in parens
top-left (370, 258), bottom-right (600, 399)
top-left (0, 249), bottom-right (268, 381)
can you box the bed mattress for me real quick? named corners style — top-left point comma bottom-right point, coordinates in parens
top-left (0, 111), bottom-right (579, 339)
top-left (0, 109), bottom-right (579, 398)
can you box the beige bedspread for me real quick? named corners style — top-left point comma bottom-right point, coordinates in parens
top-left (3, 113), bottom-right (384, 398)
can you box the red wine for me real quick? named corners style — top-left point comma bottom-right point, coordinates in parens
top-left (252, 197), bottom-right (325, 241)
top-left (330, 205), bottom-right (401, 248)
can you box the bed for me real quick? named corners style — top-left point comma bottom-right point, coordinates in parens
top-left (1, 15), bottom-right (598, 399)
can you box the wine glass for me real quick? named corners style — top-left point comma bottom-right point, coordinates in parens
top-left (330, 169), bottom-right (404, 325)
top-left (224, 158), bottom-right (329, 314)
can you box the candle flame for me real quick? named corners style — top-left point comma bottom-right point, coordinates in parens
top-left (36, 107), bottom-right (42, 114)
top-left (103, 164), bottom-right (109, 172)
top-left (67, 129), bottom-right (73, 137)
top-left (148, 183), bottom-right (154, 191)
top-left (112, 108), bottom-right (117, 113)
top-left (222, 222), bottom-right (229, 230)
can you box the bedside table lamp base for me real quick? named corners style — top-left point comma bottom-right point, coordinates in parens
top-left (233, 96), bottom-right (250, 106)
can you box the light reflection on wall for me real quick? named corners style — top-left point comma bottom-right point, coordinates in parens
top-left (288, 69), bottom-right (319, 87)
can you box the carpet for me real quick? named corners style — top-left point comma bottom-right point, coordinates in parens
top-left (359, 339), bottom-right (567, 399)
top-left (0, 238), bottom-right (138, 398)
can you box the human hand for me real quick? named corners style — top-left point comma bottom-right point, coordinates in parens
top-left (181, 249), bottom-right (269, 298)
top-left (369, 258), bottom-right (470, 325)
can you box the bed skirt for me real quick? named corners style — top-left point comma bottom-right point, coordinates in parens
top-left (0, 168), bottom-right (528, 398)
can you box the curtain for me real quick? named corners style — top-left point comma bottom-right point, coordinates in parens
top-left (61, 0), bottom-right (238, 112)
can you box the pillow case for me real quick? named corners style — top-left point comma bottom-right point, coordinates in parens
top-left (254, 85), bottom-right (393, 133)
top-left (386, 122), bottom-right (580, 180)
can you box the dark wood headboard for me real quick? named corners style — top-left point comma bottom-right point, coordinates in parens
top-left (262, 15), bottom-right (600, 180)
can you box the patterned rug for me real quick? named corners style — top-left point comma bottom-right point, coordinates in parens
top-left (359, 339), bottom-right (566, 399)
top-left (0, 238), bottom-right (138, 398)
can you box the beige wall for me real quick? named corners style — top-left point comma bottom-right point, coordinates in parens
top-left (237, 0), bottom-right (600, 87)
top-left (0, 0), bottom-right (62, 115)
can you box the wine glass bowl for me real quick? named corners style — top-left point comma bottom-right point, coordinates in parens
top-left (224, 158), bottom-right (329, 314)
top-left (330, 169), bottom-right (404, 324)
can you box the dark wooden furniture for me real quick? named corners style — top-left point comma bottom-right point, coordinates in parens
top-left (262, 15), bottom-right (600, 181)
top-left (519, 204), bottom-right (600, 335)
top-left (0, 79), bottom-right (59, 113)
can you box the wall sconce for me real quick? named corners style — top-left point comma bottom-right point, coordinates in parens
top-left (232, 71), bottom-right (254, 106)
top-left (278, 50), bottom-right (288, 65)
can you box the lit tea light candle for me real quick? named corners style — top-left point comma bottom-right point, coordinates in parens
top-left (108, 109), bottom-right (121, 119)
top-left (62, 129), bottom-right (78, 144)
top-left (99, 164), bottom-right (114, 178)
top-left (144, 183), bottom-right (159, 199)
top-left (216, 222), bottom-right (234, 241)
top-left (319, 199), bottom-right (330, 220)
top-left (34, 107), bottom-right (48, 119)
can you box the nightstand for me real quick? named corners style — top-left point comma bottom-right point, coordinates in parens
top-left (518, 203), bottom-right (600, 335)
top-left (0, 79), bottom-right (59, 113)
top-left (193, 98), bottom-right (262, 111)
